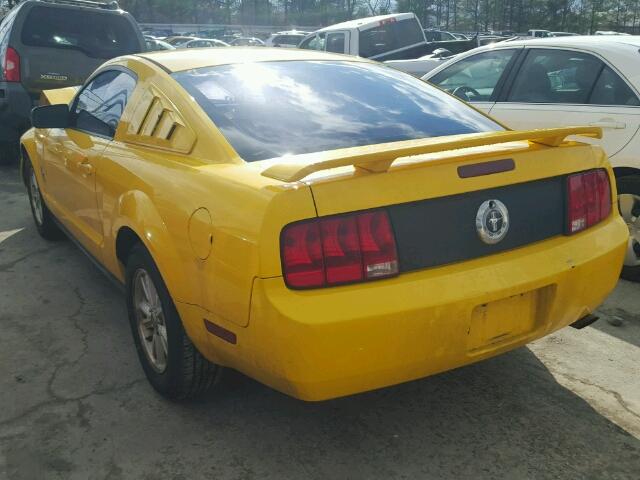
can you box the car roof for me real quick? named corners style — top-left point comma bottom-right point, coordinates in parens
top-left (495, 35), bottom-right (640, 49)
top-left (137, 47), bottom-right (369, 73)
top-left (316, 12), bottom-right (415, 33)
top-left (423, 35), bottom-right (640, 81)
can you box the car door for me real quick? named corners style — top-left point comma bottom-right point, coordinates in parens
top-left (426, 48), bottom-right (521, 116)
top-left (325, 31), bottom-right (349, 54)
top-left (43, 68), bottom-right (136, 259)
top-left (489, 48), bottom-right (640, 158)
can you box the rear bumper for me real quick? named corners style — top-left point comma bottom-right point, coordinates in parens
top-left (0, 82), bottom-right (33, 141)
top-left (180, 215), bottom-right (628, 401)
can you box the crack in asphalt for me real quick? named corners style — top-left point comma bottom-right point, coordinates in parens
top-left (1, 283), bottom-right (144, 431)
top-left (555, 370), bottom-right (640, 422)
top-left (0, 378), bottom-right (146, 431)
top-left (0, 246), bottom-right (62, 273)
top-left (45, 287), bottom-right (91, 402)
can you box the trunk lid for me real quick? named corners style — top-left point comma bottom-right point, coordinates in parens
top-left (261, 127), bottom-right (607, 273)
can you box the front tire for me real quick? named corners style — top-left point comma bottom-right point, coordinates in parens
top-left (617, 175), bottom-right (640, 281)
top-left (25, 158), bottom-right (63, 240)
top-left (125, 244), bottom-right (222, 399)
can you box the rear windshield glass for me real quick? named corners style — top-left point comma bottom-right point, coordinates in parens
top-left (21, 6), bottom-right (140, 58)
top-left (359, 18), bottom-right (425, 58)
top-left (173, 61), bottom-right (502, 162)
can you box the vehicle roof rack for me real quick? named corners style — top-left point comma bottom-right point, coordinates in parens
top-left (38, 0), bottom-right (121, 10)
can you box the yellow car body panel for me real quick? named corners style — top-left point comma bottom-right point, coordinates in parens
top-left (20, 49), bottom-right (628, 401)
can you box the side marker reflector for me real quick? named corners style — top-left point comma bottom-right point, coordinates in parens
top-left (204, 319), bottom-right (237, 344)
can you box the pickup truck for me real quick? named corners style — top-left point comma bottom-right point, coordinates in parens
top-left (298, 12), bottom-right (477, 62)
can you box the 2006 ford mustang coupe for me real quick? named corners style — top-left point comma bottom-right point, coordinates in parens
top-left (21, 48), bottom-right (628, 401)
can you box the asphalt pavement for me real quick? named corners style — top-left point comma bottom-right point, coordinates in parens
top-left (1, 165), bottom-right (639, 479)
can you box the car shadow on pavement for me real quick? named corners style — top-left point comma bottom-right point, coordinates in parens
top-left (1, 165), bottom-right (638, 480)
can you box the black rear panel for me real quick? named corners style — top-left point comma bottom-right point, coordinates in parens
top-left (388, 175), bottom-right (565, 272)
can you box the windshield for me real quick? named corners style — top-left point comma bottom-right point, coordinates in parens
top-left (21, 6), bottom-right (140, 58)
top-left (173, 60), bottom-right (503, 162)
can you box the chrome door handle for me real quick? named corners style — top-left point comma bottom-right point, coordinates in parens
top-left (589, 120), bottom-right (626, 129)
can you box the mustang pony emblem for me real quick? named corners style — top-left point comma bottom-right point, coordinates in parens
top-left (476, 199), bottom-right (509, 244)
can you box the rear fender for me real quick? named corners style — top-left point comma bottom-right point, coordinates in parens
top-left (111, 190), bottom-right (190, 303)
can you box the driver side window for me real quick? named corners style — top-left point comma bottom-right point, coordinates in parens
top-left (429, 49), bottom-right (516, 102)
top-left (73, 70), bottom-right (136, 138)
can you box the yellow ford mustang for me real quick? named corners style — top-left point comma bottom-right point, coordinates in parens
top-left (20, 48), bottom-right (628, 401)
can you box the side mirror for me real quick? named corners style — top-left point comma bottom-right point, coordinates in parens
top-left (31, 104), bottom-right (70, 129)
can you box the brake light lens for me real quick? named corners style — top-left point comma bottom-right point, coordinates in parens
top-left (3, 47), bottom-right (20, 83)
top-left (281, 210), bottom-right (399, 289)
top-left (566, 169), bottom-right (611, 235)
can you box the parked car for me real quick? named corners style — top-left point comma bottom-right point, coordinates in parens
top-left (265, 31), bottom-right (308, 48)
top-left (385, 48), bottom-right (455, 77)
top-left (528, 29), bottom-right (551, 37)
top-left (145, 37), bottom-right (175, 52)
top-left (424, 29), bottom-right (457, 41)
top-left (549, 32), bottom-right (580, 37)
top-left (479, 34), bottom-right (510, 45)
top-left (299, 13), bottom-right (428, 59)
top-left (183, 38), bottom-right (229, 49)
top-left (300, 14), bottom-right (479, 60)
top-left (230, 37), bottom-right (265, 47)
top-left (422, 36), bottom-right (640, 278)
top-left (164, 36), bottom-right (197, 47)
top-left (0, 0), bottom-right (145, 164)
top-left (21, 48), bottom-right (627, 400)
top-left (197, 27), bottom-right (244, 41)
top-left (595, 31), bottom-right (631, 36)
top-left (490, 30), bottom-right (517, 37)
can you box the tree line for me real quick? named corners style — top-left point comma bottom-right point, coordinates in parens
top-left (3, 0), bottom-right (640, 33)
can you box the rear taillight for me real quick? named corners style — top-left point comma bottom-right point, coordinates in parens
top-left (566, 169), bottom-right (612, 235)
top-left (2, 47), bottom-right (20, 82)
top-left (281, 210), bottom-right (399, 289)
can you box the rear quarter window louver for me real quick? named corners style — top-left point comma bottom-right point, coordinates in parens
top-left (121, 85), bottom-right (196, 154)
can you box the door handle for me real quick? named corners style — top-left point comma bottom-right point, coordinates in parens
top-left (589, 120), bottom-right (626, 129)
top-left (78, 160), bottom-right (95, 176)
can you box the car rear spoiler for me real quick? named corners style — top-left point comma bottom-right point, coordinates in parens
top-left (39, 86), bottom-right (80, 106)
top-left (261, 127), bottom-right (602, 183)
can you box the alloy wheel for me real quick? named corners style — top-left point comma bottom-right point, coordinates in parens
top-left (133, 269), bottom-right (169, 373)
top-left (29, 169), bottom-right (44, 226)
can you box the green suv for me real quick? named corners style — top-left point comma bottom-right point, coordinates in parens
top-left (0, 0), bottom-right (145, 164)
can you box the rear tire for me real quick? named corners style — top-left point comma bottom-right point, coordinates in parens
top-left (617, 175), bottom-right (640, 281)
top-left (25, 158), bottom-right (63, 241)
top-left (125, 244), bottom-right (222, 399)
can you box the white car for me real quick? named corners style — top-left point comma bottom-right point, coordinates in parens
top-left (422, 36), bottom-right (640, 279)
top-left (183, 38), bottom-right (229, 49)
top-left (385, 49), bottom-right (456, 77)
top-left (265, 31), bottom-right (308, 48)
